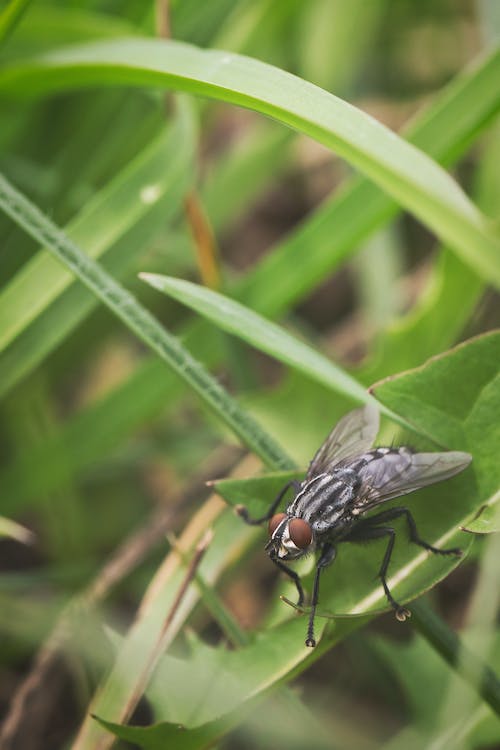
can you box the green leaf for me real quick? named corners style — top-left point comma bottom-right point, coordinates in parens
top-left (371, 330), bottom-right (500, 486)
top-left (219, 334), bottom-right (495, 621)
top-left (138, 274), bottom-right (456, 444)
top-left (213, 472), bottom-right (302, 517)
top-left (370, 632), bottom-right (451, 730)
top-left (0, 102), bottom-right (194, 358)
top-left (140, 273), bottom-right (372, 407)
top-left (94, 616), bottom-right (331, 749)
top-left (2, 38), bottom-right (500, 287)
top-left (0, 171), bottom-right (292, 472)
top-left (94, 715), bottom-right (223, 750)
top-left (71, 339), bottom-right (487, 747)
top-left (361, 249), bottom-right (484, 381)
top-left (460, 490), bottom-right (500, 534)
top-left (239, 44), bottom-right (500, 318)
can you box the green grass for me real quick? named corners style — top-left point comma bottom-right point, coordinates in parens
top-left (0, 2), bottom-right (499, 749)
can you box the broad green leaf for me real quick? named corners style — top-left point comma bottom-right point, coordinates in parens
top-left (93, 617), bottom-right (325, 748)
top-left (98, 678), bottom-right (344, 750)
top-left (92, 615), bottom-right (343, 750)
top-left (213, 471), bottom-right (301, 516)
top-left (371, 330), bottom-right (500, 481)
top-left (94, 716), bottom-right (223, 750)
top-left (219, 334), bottom-right (496, 622)
top-left (68, 338), bottom-right (486, 748)
top-left (2, 38), bottom-right (500, 287)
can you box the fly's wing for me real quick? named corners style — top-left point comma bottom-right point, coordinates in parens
top-left (306, 403), bottom-right (380, 479)
top-left (356, 447), bottom-right (472, 511)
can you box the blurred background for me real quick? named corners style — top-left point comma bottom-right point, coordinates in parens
top-left (0, 1), bottom-right (499, 748)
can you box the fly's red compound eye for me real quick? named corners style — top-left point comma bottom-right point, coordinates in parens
top-left (288, 518), bottom-right (312, 549)
top-left (268, 512), bottom-right (287, 537)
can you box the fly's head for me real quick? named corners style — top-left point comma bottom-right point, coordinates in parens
top-left (265, 512), bottom-right (314, 561)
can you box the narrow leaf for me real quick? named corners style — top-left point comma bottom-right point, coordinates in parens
top-left (0, 104), bottom-right (194, 355)
top-left (2, 38), bottom-right (500, 286)
top-left (139, 274), bottom-right (374, 406)
top-left (0, 172), bottom-right (292, 471)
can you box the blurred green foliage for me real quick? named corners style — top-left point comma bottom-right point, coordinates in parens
top-left (0, 1), bottom-right (499, 749)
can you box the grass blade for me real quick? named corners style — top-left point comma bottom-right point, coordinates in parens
top-left (141, 273), bottom-right (370, 404)
top-left (2, 38), bottom-right (500, 287)
top-left (0, 105), bottom-right (194, 355)
top-left (0, 172), bottom-right (293, 471)
top-left (138, 273), bottom-right (425, 436)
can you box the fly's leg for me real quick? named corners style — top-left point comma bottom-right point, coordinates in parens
top-left (364, 506), bottom-right (462, 557)
top-left (270, 556), bottom-right (305, 607)
top-left (235, 480), bottom-right (299, 525)
top-left (346, 505), bottom-right (463, 620)
top-left (377, 526), bottom-right (411, 621)
top-left (344, 524), bottom-right (410, 622)
top-left (306, 543), bottom-right (336, 648)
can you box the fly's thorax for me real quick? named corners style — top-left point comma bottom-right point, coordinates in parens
top-left (286, 470), bottom-right (360, 534)
top-left (266, 513), bottom-right (314, 560)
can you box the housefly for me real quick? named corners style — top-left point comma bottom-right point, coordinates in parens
top-left (237, 404), bottom-right (472, 647)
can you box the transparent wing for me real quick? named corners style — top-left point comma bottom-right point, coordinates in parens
top-left (357, 448), bottom-right (472, 510)
top-left (307, 403), bottom-right (380, 479)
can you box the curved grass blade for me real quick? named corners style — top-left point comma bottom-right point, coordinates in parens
top-left (139, 273), bottom-right (421, 435)
top-left (1, 37), bottom-right (499, 287)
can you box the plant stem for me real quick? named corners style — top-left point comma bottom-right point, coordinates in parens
top-left (411, 597), bottom-right (500, 716)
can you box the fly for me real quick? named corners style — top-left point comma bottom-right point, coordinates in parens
top-left (237, 404), bottom-right (472, 647)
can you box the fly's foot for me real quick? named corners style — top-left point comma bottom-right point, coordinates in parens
top-left (426, 543), bottom-right (462, 557)
top-left (235, 504), bottom-right (250, 522)
top-left (395, 606), bottom-right (411, 622)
